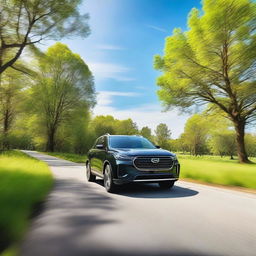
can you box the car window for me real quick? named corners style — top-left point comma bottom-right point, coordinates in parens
top-left (103, 136), bottom-right (107, 148)
top-left (93, 137), bottom-right (102, 149)
top-left (98, 137), bottom-right (104, 145)
top-left (93, 138), bottom-right (99, 149)
top-left (109, 136), bottom-right (156, 149)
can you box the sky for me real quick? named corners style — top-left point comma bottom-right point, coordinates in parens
top-left (53, 0), bottom-right (202, 138)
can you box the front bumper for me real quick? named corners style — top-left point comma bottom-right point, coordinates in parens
top-left (113, 159), bottom-right (180, 185)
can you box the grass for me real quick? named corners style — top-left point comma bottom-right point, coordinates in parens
top-left (178, 154), bottom-right (256, 189)
top-left (45, 152), bottom-right (87, 163)
top-left (0, 150), bottom-right (53, 255)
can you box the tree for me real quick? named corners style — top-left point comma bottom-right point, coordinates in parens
top-left (209, 131), bottom-right (236, 159)
top-left (154, 0), bottom-right (256, 163)
top-left (0, 69), bottom-right (25, 149)
top-left (30, 43), bottom-right (95, 152)
top-left (90, 115), bottom-right (117, 138)
top-left (245, 133), bottom-right (256, 157)
top-left (168, 139), bottom-right (181, 152)
top-left (0, 0), bottom-right (90, 74)
top-left (155, 123), bottom-right (171, 149)
top-left (181, 114), bottom-right (209, 156)
top-left (116, 119), bottom-right (138, 135)
top-left (140, 126), bottom-right (152, 140)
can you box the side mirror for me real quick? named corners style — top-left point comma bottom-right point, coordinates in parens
top-left (96, 144), bottom-right (104, 149)
top-left (155, 145), bottom-right (160, 149)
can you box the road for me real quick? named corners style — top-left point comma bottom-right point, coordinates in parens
top-left (20, 151), bottom-right (256, 256)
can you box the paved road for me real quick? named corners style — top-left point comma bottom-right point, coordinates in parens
top-left (20, 151), bottom-right (256, 256)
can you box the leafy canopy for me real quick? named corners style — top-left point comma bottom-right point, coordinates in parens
top-left (0, 0), bottom-right (90, 74)
top-left (154, 0), bottom-right (256, 123)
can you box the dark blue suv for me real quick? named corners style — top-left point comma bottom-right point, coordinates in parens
top-left (86, 134), bottom-right (180, 192)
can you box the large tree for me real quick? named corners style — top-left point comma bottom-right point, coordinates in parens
top-left (0, 0), bottom-right (89, 74)
top-left (31, 43), bottom-right (95, 152)
top-left (154, 0), bottom-right (256, 163)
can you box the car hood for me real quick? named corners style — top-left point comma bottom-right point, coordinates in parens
top-left (111, 148), bottom-right (175, 157)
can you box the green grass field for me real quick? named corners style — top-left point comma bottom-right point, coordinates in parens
top-left (0, 150), bottom-right (53, 256)
top-left (178, 155), bottom-right (256, 189)
top-left (45, 152), bottom-right (87, 163)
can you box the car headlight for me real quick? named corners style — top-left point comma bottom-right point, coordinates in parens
top-left (172, 155), bottom-right (177, 161)
top-left (114, 153), bottom-right (133, 161)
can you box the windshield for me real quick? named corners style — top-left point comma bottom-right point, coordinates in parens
top-left (109, 136), bottom-right (156, 149)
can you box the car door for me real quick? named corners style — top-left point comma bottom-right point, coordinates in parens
top-left (90, 136), bottom-right (105, 177)
top-left (97, 136), bottom-right (107, 176)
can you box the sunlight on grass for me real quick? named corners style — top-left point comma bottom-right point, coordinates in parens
top-left (0, 150), bottom-right (53, 255)
top-left (178, 155), bottom-right (256, 189)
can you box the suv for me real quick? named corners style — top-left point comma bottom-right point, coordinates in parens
top-left (86, 134), bottom-right (180, 192)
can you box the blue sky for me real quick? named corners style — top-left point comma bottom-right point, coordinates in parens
top-left (57, 0), bottom-right (202, 138)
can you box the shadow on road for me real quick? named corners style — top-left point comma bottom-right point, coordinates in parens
top-left (21, 178), bottom-right (117, 256)
top-left (95, 180), bottom-right (199, 198)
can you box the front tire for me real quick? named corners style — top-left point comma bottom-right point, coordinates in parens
top-left (86, 161), bottom-right (96, 182)
top-left (158, 180), bottom-right (175, 189)
top-left (104, 164), bottom-right (116, 193)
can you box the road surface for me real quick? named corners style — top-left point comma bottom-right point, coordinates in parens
top-left (21, 151), bottom-right (256, 256)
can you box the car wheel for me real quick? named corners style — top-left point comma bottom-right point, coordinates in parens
top-left (86, 161), bottom-right (96, 182)
top-left (158, 180), bottom-right (175, 189)
top-left (104, 164), bottom-right (115, 193)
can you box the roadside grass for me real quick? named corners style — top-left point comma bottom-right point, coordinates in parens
top-left (177, 154), bottom-right (256, 163)
top-left (45, 152), bottom-right (87, 163)
top-left (178, 155), bottom-right (256, 189)
top-left (0, 150), bottom-right (53, 255)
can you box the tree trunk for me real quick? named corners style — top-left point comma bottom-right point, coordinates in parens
top-left (233, 120), bottom-right (250, 163)
top-left (2, 109), bottom-right (11, 150)
top-left (46, 128), bottom-right (56, 152)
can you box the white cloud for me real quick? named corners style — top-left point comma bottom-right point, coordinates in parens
top-left (88, 62), bottom-right (135, 81)
top-left (96, 91), bottom-right (140, 105)
top-left (93, 91), bottom-right (188, 138)
top-left (97, 44), bottom-right (124, 50)
top-left (147, 25), bottom-right (168, 33)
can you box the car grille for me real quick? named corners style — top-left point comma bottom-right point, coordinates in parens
top-left (133, 156), bottom-right (174, 170)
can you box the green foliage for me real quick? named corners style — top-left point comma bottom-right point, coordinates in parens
top-left (180, 114), bottom-right (209, 155)
top-left (0, 150), bottom-right (53, 254)
top-left (0, 0), bottom-right (90, 74)
top-left (140, 126), bottom-right (152, 140)
top-left (168, 139), bottom-right (180, 152)
top-left (90, 115), bottom-right (139, 138)
top-left (154, 0), bottom-right (256, 162)
top-left (0, 69), bottom-right (27, 150)
top-left (90, 115), bottom-right (117, 138)
top-left (179, 155), bottom-right (256, 189)
top-left (208, 131), bottom-right (237, 158)
top-left (245, 134), bottom-right (256, 157)
top-left (155, 123), bottom-right (171, 149)
top-left (29, 42), bottom-right (96, 152)
top-left (116, 118), bottom-right (139, 135)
